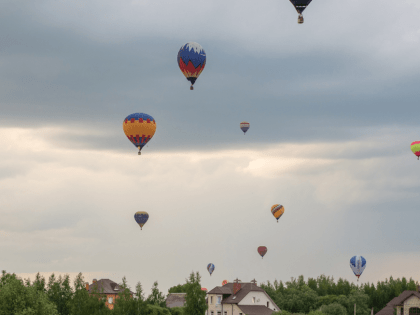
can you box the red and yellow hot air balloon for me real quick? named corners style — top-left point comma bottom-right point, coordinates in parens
top-left (123, 113), bottom-right (156, 155)
top-left (257, 246), bottom-right (267, 259)
top-left (222, 280), bottom-right (228, 286)
top-left (271, 204), bottom-right (284, 223)
top-left (411, 141), bottom-right (420, 160)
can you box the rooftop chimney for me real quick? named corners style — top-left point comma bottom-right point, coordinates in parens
top-left (85, 282), bottom-right (89, 291)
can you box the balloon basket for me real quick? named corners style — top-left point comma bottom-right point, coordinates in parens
top-left (298, 15), bottom-right (304, 24)
top-left (190, 86), bottom-right (194, 90)
top-left (138, 151), bottom-right (141, 155)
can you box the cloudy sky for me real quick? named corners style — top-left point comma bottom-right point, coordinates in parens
top-left (1, 0), bottom-right (420, 295)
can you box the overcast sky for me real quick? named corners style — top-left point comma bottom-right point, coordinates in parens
top-left (1, 0), bottom-right (420, 295)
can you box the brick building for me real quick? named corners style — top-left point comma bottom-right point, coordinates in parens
top-left (86, 278), bottom-right (134, 310)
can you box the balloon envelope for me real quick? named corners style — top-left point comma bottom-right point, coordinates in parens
top-left (411, 141), bottom-right (420, 159)
top-left (177, 42), bottom-right (206, 89)
top-left (271, 204), bottom-right (285, 222)
top-left (207, 263), bottom-right (215, 276)
top-left (350, 256), bottom-right (366, 279)
top-left (222, 280), bottom-right (228, 286)
top-left (134, 211), bottom-right (149, 230)
top-left (123, 113), bottom-right (156, 153)
top-left (201, 288), bottom-right (207, 291)
top-left (258, 246), bottom-right (267, 258)
top-left (240, 122), bottom-right (250, 134)
top-left (289, 0), bottom-right (312, 13)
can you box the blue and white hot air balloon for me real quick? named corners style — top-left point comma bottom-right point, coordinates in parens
top-left (207, 263), bottom-right (215, 276)
top-left (350, 256), bottom-right (366, 281)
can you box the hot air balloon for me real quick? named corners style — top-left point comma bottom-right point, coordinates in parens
top-left (134, 211), bottom-right (149, 230)
top-left (411, 141), bottom-right (420, 160)
top-left (177, 42), bottom-right (206, 90)
top-left (240, 122), bottom-right (250, 135)
top-left (222, 280), bottom-right (228, 286)
top-left (289, 0), bottom-right (312, 24)
top-left (207, 263), bottom-right (215, 276)
top-left (258, 246), bottom-right (267, 259)
top-left (201, 288), bottom-right (208, 292)
top-left (350, 256), bottom-right (366, 281)
top-left (271, 204), bottom-right (285, 223)
top-left (123, 113), bottom-right (156, 155)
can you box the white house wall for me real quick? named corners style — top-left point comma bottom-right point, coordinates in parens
top-left (403, 296), bottom-right (420, 315)
top-left (238, 292), bottom-right (279, 312)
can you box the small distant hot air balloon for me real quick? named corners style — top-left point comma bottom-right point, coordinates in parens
top-left (134, 211), bottom-right (149, 230)
top-left (258, 246), bottom-right (267, 259)
top-left (350, 256), bottom-right (366, 281)
top-left (289, 0), bottom-right (313, 24)
top-left (201, 288), bottom-right (207, 292)
top-left (123, 113), bottom-right (156, 155)
top-left (240, 122), bottom-right (250, 135)
top-left (411, 141), bottom-right (420, 160)
top-left (177, 42), bottom-right (206, 90)
top-left (222, 280), bottom-right (228, 286)
top-left (271, 204), bottom-right (285, 223)
top-left (207, 263), bottom-right (215, 276)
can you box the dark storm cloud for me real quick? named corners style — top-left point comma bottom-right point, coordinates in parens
top-left (0, 0), bottom-right (419, 153)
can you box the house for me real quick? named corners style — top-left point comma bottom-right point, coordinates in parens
top-left (376, 287), bottom-right (420, 315)
top-left (166, 293), bottom-right (187, 308)
top-left (86, 278), bottom-right (134, 310)
top-left (206, 279), bottom-right (280, 315)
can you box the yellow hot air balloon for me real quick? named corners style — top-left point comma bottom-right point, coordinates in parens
top-left (123, 113), bottom-right (156, 155)
top-left (271, 204), bottom-right (284, 223)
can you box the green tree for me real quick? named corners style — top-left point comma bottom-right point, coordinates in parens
top-left (46, 273), bottom-right (73, 315)
top-left (321, 303), bottom-right (347, 315)
top-left (147, 281), bottom-right (166, 307)
top-left (184, 272), bottom-right (208, 315)
top-left (68, 272), bottom-right (110, 315)
top-left (0, 271), bottom-right (58, 315)
top-left (168, 284), bottom-right (189, 294)
top-left (168, 307), bottom-right (185, 315)
top-left (114, 276), bottom-right (135, 315)
top-left (280, 286), bottom-right (319, 313)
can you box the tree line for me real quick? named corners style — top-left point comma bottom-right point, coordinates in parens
top-left (0, 270), bottom-right (207, 315)
top-left (262, 275), bottom-right (418, 315)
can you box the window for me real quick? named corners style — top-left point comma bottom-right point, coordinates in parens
top-left (211, 297), bottom-right (213, 304)
top-left (252, 297), bottom-right (255, 303)
top-left (240, 313), bottom-right (243, 315)
top-left (224, 311), bottom-right (227, 315)
top-left (217, 296), bottom-right (222, 304)
top-left (267, 302), bottom-right (270, 308)
top-left (211, 312), bottom-right (214, 315)
top-left (410, 308), bottom-right (420, 314)
top-left (108, 297), bottom-right (113, 304)
top-left (217, 312), bottom-right (221, 315)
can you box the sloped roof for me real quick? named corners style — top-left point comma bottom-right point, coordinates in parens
top-left (208, 283), bottom-right (234, 295)
top-left (88, 279), bottom-right (133, 295)
top-left (391, 291), bottom-right (420, 306)
top-left (238, 305), bottom-right (276, 315)
top-left (222, 283), bottom-right (264, 304)
top-left (166, 293), bottom-right (187, 308)
top-left (376, 305), bottom-right (395, 315)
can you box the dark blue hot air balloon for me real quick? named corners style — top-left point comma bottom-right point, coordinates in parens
top-left (134, 211), bottom-right (149, 230)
